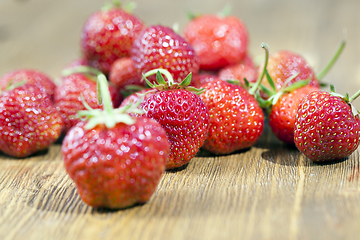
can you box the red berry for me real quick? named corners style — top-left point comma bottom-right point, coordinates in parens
top-left (184, 14), bottom-right (249, 70)
top-left (109, 57), bottom-right (144, 90)
top-left (0, 69), bottom-right (56, 100)
top-left (131, 25), bottom-right (199, 83)
top-left (190, 72), bottom-right (217, 88)
top-left (54, 72), bottom-right (122, 133)
top-left (81, 6), bottom-right (144, 73)
top-left (269, 85), bottom-right (320, 144)
top-left (200, 79), bottom-right (264, 154)
top-left (259, 51), bottom-right (320, 98)
top-left (218, 60), bottom-right (257, 84)
top-left (294, 90), bottom-right (360, 162)
top-left (0, 85), bottom-right (62, 157)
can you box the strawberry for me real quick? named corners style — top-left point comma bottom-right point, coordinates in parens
top-left (0, 83), bottom-right (62, 158)
top-left (138, 69), bottom-right (209, 170)
top-left (62, 72), bottom-right (169, 209)
top-left (109, 57), bottom-right (144, 90)
top-left (268, 84), bottom-right (320, 144)
top-left (54, 66), bottom-right (122, 134)
top-left (294, 86), bottom-right (360, 162)
top-left (119, 88), bottom-right (154, 108)
top-left (80, 2), bottom-right (144, 74)
top-left (183, 13), bottom-right (249, 70)
top-left (131, 25), bottom-right (199, 84)
top-left (0, 69), bottom-right (57, 100)
top-left (218, 59), bottom-right (257, 84)
top-left (198, 44), bottom-right (268, 154)
top-left (190, 72), bottom-right (217, 88)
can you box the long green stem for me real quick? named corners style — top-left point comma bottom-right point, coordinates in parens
top-left (317, 38), bottom-right (346, 80)
top-left (349, 89), bottom-right (360, 103)
top-left (249, 43), bottom-right (269, 96)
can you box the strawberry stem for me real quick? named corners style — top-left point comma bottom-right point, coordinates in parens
top-left (143, 68), bottom-right (174, 86)
top-left (316, 37), bottom-right (346, 81)
top-left (349, 89), bottom-right (360, 103)
top-left (248, 43), bottom-right (269, 96)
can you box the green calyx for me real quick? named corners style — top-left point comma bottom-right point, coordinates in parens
top-left (0, 80), bottom-right (27, 96)
top-left (101, 0), bottom-right (136, 13)
top-left (72, 69), bottom-right (143, 130)
top-left (329, 84), bottom-right (360, 117)
top-left (143, 68), bottom-right (205, 95)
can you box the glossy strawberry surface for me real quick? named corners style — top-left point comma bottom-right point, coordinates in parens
top-left (54, 73), bottom-right (122, 133)
top-left (184, 15), bottom-right (249, 70)
top-left (0, 69), bottom-right (56, 100)
top-left (140, 89), bottom-right (209, 169)
top-left (269, 85), bottom-right (320, 144)
top-left (294, 91), bottom-right (360, 161)
top-left (200, 79), bottom-right (263, 154)
top-left (0, 85), bottom-right (62, 157)
top-left (109, 57), bottom-right (144, 89)
top-left (81, 7), bottom-right (144, 73)
top-left (62, 117), bottom-right (169, 209)
top-left (131, 25), bottom-right (199, 83)
top-left (259, 51), bottom-right (320, 98)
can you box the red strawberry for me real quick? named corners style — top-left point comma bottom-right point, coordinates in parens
top-left (138, 69), bottom-right (209, 170)
top-left (119, 88), bottom-right (154, 108)
top-left (200, 79), bottom-right (263, 154)
top-left (198, 44), bottom-right (269, 154)
top-left (109, 57), bottom-right (144, 90)
top-left (190, 72), bottom-right (217, 88)
top-left (55, 66), bottom-right (122, 133)
top-left (294, 86), bottom-right (360, 162)
top-left (81, 3), bottom-right (144, 74)
top-left (184, 14), bottom-right (248, 70)
top-left (62, 73), bottom-right (169, 209)
top-left (131, 25), bottom-right (199, 84)
top-left (0, 84), bottom-right (62, 158)
top-left (258, 51), bottom-right (320, 99)
top-left (268, 84), bottom-right (320, 144)
top-left (0, 69), bottom-right (56, 100)
top-left (218, 59), bottom-right (257, 84)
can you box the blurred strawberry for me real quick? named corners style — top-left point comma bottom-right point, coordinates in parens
top-left (55, 66), bottom-right (122, 133)
top-left (0, 84), bottom-right (62, 158)
top-left (190, 72), bottom-right (217, 88)
top-left (131, 25), bottom-right (199, 84)
top-left (81, 2), bottom-right (144, 74)
top-left (184, 13), bottom-right (248, 70)
top-left (218, 60), bottom-right (257, 84)
top-left (0, 69), bottom-right (56, 100)
top-left (109, 57), bottom-right (144, 90)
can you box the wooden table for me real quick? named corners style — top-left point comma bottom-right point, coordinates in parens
top-left (0, 0), bottom-right (360, 239)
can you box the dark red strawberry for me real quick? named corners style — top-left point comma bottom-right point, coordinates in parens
top-left (131, 25), bottom-right (199, 84)
top-left (55, 66), bottom-right (122, 133)
top-left (268, 85), bottom-right (320, 144)
top-left (137, 69), bottom-right (209, 170)
top-left (184, 14), bottom-right (248, 70)
top-left (81, 2), bottom-right (144, 74)
top-left (0, 84), bottom-right (62, 158)
top-left (0, 69), bottom-right (56, 100)
top-left (294, 86), bottom-right (360, 162)
top-left (62, 73), bottom-right (169, 209)
top-left (109, 57), bottom-right (144, 90)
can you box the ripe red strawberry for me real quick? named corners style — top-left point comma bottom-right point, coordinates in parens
top-left (54, 66), bottom-right (122, 133)
top-left (81, 3), bottom-right (144, 74)
top-left (138, 69), bottom-right (209, 169)
top-left (0, 84), bottom-right (63, 158)
top-left (218, 59), bottom-right (257, 84)
top-left (109, 57), bottom-right (144, 90)
top-left (268, 85), bottom-right (320, 144)
top-left (0, 69), bottom-right (56, 100)
top-left (119, 88), bottom-right (154, 108)
top-left (200, 79), bottom-right (263, 154)
top-left (258, 51), bottom-right (320, 99)
top-left (131, 25), bottom-right (200, 84)
top-left (190, 72), bottom-right (217, 88)
top-left (294, 87), bottom-right (360, 162)
top-left (184, 14), bottom-right (249, 70)
top-left (62, 73), bottom-right (169, 209)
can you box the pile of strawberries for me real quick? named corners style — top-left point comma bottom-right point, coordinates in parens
top-left (1, 1), bottom-right (359, 209)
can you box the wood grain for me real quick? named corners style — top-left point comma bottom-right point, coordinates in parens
top-left (0, 0), bottom-right (360, 239)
